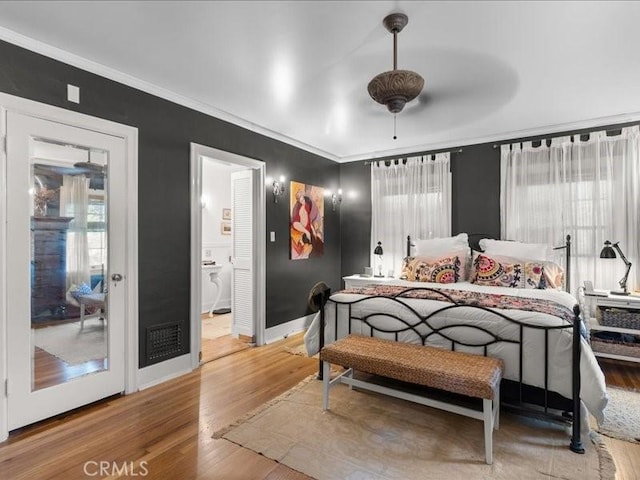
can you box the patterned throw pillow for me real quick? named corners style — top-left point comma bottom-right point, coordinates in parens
top-left (401, 255), bottom-right (460, 283)
top-left (523, 262), bottom-right (544, 289)
top-left (472, 254), bottom-right (543, 289)
top-left (541, 262), bottom-right (565, 289)
top-left (70, 282), bottom-right (92, 300)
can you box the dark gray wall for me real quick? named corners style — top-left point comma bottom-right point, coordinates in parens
top-left (338, 146), bottom-right (500, 279)
top-left (0, 40), bottom-right (341, 367)
top-left (338, 162), bottom-right (372, 280)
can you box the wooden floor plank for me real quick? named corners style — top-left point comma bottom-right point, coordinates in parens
top-left (1, 334), bottom-right (638, 479)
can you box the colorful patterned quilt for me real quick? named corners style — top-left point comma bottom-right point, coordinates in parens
top-left (339, 284), bottom-right (576, 324)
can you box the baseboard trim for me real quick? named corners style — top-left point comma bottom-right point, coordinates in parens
top-left (264, 313), bottom-right (315, 344)
top-left (137, 354), bottom-right (193, 390)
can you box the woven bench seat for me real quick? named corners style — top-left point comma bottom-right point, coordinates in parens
top-left (320, 334), bottom-right (504, 464)
top-left (320, 334), bottom-right (503, 400)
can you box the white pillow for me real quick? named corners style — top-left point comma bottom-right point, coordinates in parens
top-left (413, 233), bottom-right (469, 256)
top-left (478, 238), bottom-right (553, 262)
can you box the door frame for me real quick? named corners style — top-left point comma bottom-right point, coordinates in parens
top-left (189, 143), bottom-right (266, 368)
top-left (0, 92), bottom-right (138, 442)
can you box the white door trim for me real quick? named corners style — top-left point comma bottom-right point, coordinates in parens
top-left (0, 92), bottom-right (138, 442)
top-left (189, 143), bottom-right (266, 368)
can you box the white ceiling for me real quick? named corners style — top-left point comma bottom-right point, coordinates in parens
top-left (1, 1), bottom-right (639, 162)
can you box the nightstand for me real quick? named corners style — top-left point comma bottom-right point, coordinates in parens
top-left (342, 274), bottom-right (399, 289)
top-left (584, 293), bottom-right (640, 363)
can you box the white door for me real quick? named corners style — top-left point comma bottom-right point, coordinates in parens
top-left (230, 169), bottom-right (255, 339)
top-left (6, 111), bottom-right (126, 430)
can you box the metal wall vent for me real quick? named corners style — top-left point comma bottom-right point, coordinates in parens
top-left (146, 322), bottom-right (182, 362)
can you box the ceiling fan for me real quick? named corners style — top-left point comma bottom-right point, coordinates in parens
top-left (367, 12), bottom-right (424, 138)
top-left (73, 159), bottom-right (104, 176)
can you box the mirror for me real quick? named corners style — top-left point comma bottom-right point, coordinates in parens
top-left (30, 138), bottom-right (109, 391)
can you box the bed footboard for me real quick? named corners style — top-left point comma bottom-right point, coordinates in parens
top-left (570, 304), bottom-right (584, 453)
top-left (316, 287), bottom-right (585, 453)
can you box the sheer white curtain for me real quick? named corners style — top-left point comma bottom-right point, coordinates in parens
top-left (59, 175), bottom-right (91, 289)
top-left (501, 126), bottom-right (640, 293)
top-left (371, 153), bottom-right (451, 276)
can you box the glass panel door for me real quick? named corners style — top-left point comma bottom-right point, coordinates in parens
top-left (30, 139), bottom-right (109, 390)
top-left (7, 111), bottom-right (125, 430)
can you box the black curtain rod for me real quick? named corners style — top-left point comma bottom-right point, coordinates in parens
top-left (492, 128), bottom-right (626, 149)
top-left (364, 148), bottom-right (462, 165)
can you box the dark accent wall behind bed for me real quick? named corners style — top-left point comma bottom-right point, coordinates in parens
top-left (338, 146), bottom-right (501, 281)
top-left (0, 40), bottom-right (342, 367)
top-left (340, 123), bottom-right (640, 280)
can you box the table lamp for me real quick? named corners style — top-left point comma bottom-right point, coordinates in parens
top-left (600, 240), bottom-right (632, 295)
top-left (373, 241), bottom-right (384, 277)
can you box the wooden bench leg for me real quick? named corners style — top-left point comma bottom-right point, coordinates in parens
top-left (483, 383), bottom-right (500, 465)
top-left (494, 382), bottom-right (500, 431)
top-left (483, 398), bottom-right (493, 465)
top-left (322, 361), bottom-right (331, 411)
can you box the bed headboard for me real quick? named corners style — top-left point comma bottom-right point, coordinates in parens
top-left (554, 234), bottom-right (572, 293)
top-left (405, 232), bottom-right (494, 257)
top-left (405, 233), bottom-right (572, 293)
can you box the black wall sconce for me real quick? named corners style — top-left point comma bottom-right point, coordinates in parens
top-left (269, 175), bottom-right (286, 203)
top-left (325, 188), bottom-right (342, 211)
top-left (331, 189), bottom-right (342, 211)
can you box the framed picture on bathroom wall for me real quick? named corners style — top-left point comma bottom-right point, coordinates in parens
top-left (221, 221), bottom-right (231, 235)
top-left (222, 208), bottom-right (231, 220)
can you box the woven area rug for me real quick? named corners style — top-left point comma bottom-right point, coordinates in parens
top-left (214, 376), bottom-right (614, 480)
top-left (33, 318), bottom-right (106, 365)
top-left (597, 387), bottom-right (640, 444)
top-left (283, 342), bottom-right (317, 358)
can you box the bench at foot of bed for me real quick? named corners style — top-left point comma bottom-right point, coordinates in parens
top-left (320, 334), bottom-right (504, 465)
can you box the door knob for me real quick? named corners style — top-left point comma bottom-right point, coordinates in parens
top-left (111, 273), bottom-right (123, 282)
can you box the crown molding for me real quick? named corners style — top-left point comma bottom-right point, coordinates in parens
top-left (338, 110), bottom-right (640, 163)
top-left (0, 26), bottom-right (339, 163)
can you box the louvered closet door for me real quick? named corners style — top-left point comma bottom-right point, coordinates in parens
top-left (231, 169), bottom-right (255, 339)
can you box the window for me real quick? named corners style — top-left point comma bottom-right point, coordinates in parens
top-left (87, 193), bottom-right (107, 272)
top-left (501, 129), bottom-right (640, 293)
top-left (371, 154), bottom-right (452, 275)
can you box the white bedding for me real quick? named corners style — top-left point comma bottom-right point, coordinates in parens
top-left (304, 280), bottom-right (608, 424)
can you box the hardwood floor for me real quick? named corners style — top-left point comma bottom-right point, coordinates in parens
top-left (32, 319), bottom-right (107, 389)
top-left (201, 335), bottom-right (252, 364)
top-left (33, 347), bottom-right (106, 391)
top-left (201, 313), bottom-right (251, 364)
top-left (1, 336), bottom-right (638, 479)
top-left (1, 334), bottom-right (317, 480)
top-left (599, 358), bottom-right (640, 390)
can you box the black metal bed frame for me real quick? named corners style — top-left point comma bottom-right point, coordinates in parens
top-left (315, 234), bottom-right (585, 454)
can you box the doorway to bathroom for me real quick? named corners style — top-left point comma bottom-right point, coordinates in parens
top-left (200, 157), bottom-right (247, 362)
top-left (189, 143), bottom-right (266, 367)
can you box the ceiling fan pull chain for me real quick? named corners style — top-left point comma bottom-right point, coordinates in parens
top-left (393, 115), bottom-right (397, 140)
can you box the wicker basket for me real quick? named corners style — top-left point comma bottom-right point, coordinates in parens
top-left (599, 307), bottom-right (640, 329)
top-left (591, 336), bottom-right (640, 359)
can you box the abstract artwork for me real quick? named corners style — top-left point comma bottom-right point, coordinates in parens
top-left (290, 181), bottom-right (324, 260)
